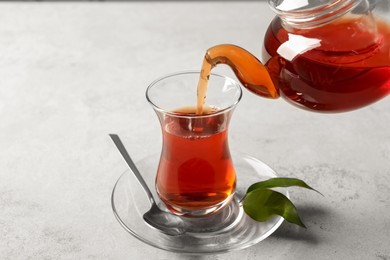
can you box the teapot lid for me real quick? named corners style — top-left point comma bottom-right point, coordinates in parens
top-left (268, 0), bottom-right (359, 12)
top-left (268, 0), bottom-right (362, 28)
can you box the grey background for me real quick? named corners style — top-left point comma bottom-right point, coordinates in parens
top-left (0, 1), bottom-right (389, 259)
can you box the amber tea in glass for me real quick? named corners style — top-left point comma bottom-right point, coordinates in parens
top-left (146, 72), bottom-right (242, 217)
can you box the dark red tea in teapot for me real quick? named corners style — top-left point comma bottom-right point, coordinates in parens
top-left (263, 16), bottom-right (390, 112)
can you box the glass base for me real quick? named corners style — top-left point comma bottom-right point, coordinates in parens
top-left (162, 192), bottom-right (235, 218)
top-left (111, 152), bottom-right (288, 254)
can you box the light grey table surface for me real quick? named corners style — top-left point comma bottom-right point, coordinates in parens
top-left (1, 1), bottom-right (389, 259)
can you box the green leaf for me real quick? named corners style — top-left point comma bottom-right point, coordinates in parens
top-left (243, 188), bottom-right (306, 228)
top-left (247, 177), bottom-right (321, 195)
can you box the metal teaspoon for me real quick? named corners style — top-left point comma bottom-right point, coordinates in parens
top-left (109, 134), bottom-right (186, 236)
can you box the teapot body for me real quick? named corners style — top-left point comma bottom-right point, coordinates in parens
top-left (262, 0), bottom-right (390, 112)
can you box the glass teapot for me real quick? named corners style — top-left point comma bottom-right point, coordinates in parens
top-left (203, 0), bottom-right (390, 112)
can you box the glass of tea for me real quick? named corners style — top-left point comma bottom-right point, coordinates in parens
top-left (146, 71), bottom-right (242, 217)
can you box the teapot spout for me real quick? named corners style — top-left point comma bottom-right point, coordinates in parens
top-left (204, 44), bottom-right (279, 99)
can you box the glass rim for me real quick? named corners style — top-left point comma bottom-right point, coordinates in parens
top-left (145, 70), bottom-right (243, 118)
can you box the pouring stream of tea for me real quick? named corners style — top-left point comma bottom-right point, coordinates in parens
top-left (196, 44), bottom-right (279, 114)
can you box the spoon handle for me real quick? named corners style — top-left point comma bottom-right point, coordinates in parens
top-left (109, 134), bottom-right (155, 205)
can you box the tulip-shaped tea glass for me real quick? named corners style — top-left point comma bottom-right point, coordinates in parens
top-left (146, 71), bottom-right (242, 217)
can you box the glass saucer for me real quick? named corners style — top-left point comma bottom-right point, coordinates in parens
top-left (111, 153), bottom-right (287, 255)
